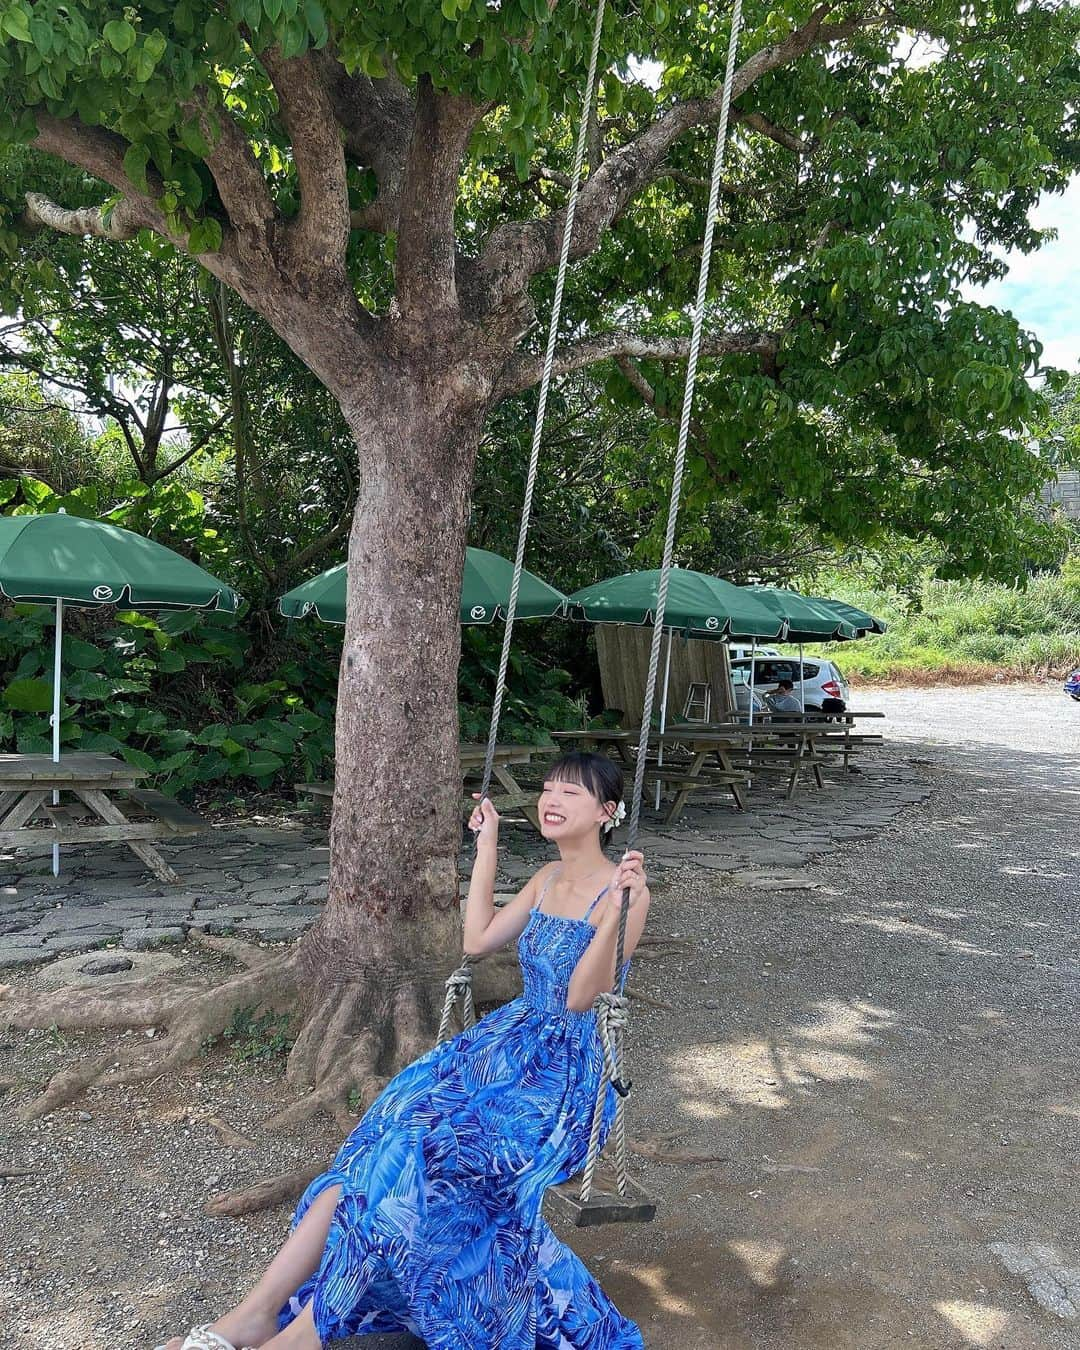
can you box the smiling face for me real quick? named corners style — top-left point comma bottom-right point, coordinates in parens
top-left (537, 752), bottom-right (624, 845)
top-left (538, 776), bottom-right (615, 842)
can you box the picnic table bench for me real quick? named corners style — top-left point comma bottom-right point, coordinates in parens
top-left (0, 753), bottom-right (205, 884)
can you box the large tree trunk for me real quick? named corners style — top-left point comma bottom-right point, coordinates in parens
top-left (293, 358), bottom-right (489, 1059)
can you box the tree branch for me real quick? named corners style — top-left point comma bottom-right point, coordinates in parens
top-left (477, 4), bottom-right (881, 301)
top-left (741, 111), bottom-right (813, 156)
top-left (311, 47), bottom-right (413, 234)
top-left (394, 78), bottom-right (486, 320)
top-left (26, 114), bottom-right (173, 239)
top-left (258, 47), bottom-right (350, 278)
top-left (614, 355), bottom-right (737, 488)
top-left (496, 328), bottom-right (780, 398)
top-left (153, 409), bottom-right (231, 483)
top-left (22, 192), bottom-right (143, 241)
top-left (182, 91), bottom-right (277, 240)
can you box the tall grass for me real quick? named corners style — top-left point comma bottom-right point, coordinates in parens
top-left (804, 566), bottom-right (1080, 684)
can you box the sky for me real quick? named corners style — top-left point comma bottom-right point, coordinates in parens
top-left (966, 178), bottom-right (1080, 376)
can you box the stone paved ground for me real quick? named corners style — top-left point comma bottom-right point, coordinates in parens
top-left (0, 742), bottom-right (928, 969)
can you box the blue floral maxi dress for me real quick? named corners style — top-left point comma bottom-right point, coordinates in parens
top-left (280, 884), bottom-right (645, 1348)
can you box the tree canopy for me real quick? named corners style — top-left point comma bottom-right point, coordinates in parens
top-left (0, 1), bottom-right (1076, 579)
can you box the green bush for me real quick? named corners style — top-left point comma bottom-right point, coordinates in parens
top-left (807, 562), bottom-right (1080, 680)
top-left (0, 601), bottom-right (338, 795)
top-left (0, 475), bottom-right (585, 795)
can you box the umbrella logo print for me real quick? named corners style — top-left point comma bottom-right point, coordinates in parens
top-left (92, 585), bottom-right (114, 600)
top-left (705, 615), bottom-right (720, 630)
top-left (470, 606), bottom-right (487, 620)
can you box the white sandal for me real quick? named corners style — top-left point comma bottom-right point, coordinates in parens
top-left (154, 1325), bottom-right (257, 1350)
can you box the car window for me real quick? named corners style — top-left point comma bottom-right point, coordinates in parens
top-left (801, 663), bottom-right (820, 679)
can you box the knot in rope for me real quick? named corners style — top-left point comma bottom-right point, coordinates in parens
top-left (444, 964), bottom-right (474, 996)
top-left (593, 990), bottom-right (631, 1097)
top-left (436, 961), bottom-right (475, 1045)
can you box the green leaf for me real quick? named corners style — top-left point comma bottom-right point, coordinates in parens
top-left (19, 478), bottom-right (54, 508)
top-left (132, 45), bottom-right (156, 81)
top-left (194, 750), bottom-right (228, 782)
top-left (62, 636), bottom-right (101, 670)
top-left (246, 749), bottom-right (285, 779)
top-left (255, 728), bottom-right (297, 754)
top-left (177, 119), bottom-right (212, 159)
top-left (4, 678), bottom-right (53, 713)
top-left (187, 217), bottom-right (223, 254)
top-left (195, 722), bottom-right (229, 746)
top-left (1, 7), bottom-right (32, 42)
top-left (103, 19), bottom-right (136, 53)
top-left (123, 142), bottom-right (151, 191)
top-left (158, 647), bottom-right (187, 673)
top-left (156, 749), bottom-right (195, 774)
top-left (121, 745), bottom-right (157, 772)
top-left (82, 732), bottom-right (125, 752)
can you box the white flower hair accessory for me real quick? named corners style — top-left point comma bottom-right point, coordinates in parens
top-left (604, 800), bottom-right (627, 833)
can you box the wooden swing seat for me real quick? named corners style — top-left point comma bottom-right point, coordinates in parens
top-left (545, 1165), bottom-right (657, 1227)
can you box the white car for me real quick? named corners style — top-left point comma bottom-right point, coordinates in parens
top-left (728, 645), bottom-right (782, 662)
top-left (730, 656), bottom-right (850, 712)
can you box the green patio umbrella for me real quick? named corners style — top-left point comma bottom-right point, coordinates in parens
top-left (741, 586), bottom-right (868, 718)
top-left (805, 595), bottom-right (888, 635)
top-left (278, 547), bottom-right (568, 626)
top-left (0, 511), bottom-right (240, 874)
top-left (568, 569), bottom-right (788, 779)
top-left (743, 586), bottom-right (860, 643)
top-left (567, 568), bottom-right (787, 640)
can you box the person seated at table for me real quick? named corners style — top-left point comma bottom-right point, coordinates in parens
top-left (733, 679), bottom-right (764, 722)
top-left (764, 679), bottom-right (802, 716)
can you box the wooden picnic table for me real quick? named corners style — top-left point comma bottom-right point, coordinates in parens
top-left (0, 752), bottom-right (205, 884)
top-left (552, 713), bottom-right (887, 818)
top-left (297, 742), bottom-right (553, 831)
top-left (551, 727), bottom-right (758, 820)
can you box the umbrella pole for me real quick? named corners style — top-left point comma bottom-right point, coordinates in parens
top-left (51, 597), bottom-right (63, 876)
top-left (799, 642), bottom-right (805, 713)
top-left (748, 639), bottom-right (757, 727)
top-left (654, 627), bottom-right (674, 811)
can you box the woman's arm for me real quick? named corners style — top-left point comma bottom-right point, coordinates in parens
top-left (461, 797), bottom-right (550, 956)
top-left (566, 851), bottom-right (650, 1012)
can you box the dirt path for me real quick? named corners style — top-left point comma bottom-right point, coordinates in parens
top-left (1, 685), bottom-right (1077, 1347)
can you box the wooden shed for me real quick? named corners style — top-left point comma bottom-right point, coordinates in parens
top-left (593, 626), bottom-right (735, 728)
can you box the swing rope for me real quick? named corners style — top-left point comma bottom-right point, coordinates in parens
top-left (437, 0), bottom-right (609, 1045)
top-left (578, 0), bottom-right (745, 1205)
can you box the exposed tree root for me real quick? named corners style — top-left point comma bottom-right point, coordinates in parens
top-left (627, 1138), bottom-right (730, 1165)
top-left (1, 931), bottom-right (301, 1121)
top-left (206, 1163), bottom-right (326, 1218)
top-left (1, 932), bottom-right (523, 1149)
top-left (0, 930), bottom-right (530, 1213)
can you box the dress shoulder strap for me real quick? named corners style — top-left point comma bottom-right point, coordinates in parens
top-left (534, 866), bottom-right (560, 913)
top-left (583, 884), bottom-right (610, 921)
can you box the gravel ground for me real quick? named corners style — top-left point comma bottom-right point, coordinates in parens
top-left (1, 684), bottom-right (1078, 1348)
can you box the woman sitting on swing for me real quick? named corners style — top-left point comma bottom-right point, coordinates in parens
top-left (161, 751), bottom-right (649, 1350)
